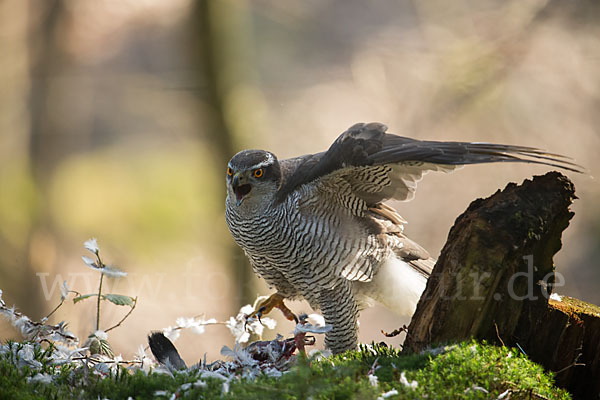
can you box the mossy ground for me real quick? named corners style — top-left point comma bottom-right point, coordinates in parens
top-left (1, 341), bottom-right (569, 400)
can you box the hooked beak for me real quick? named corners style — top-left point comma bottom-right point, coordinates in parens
top-left (232, 173), bottom-right (252, 206)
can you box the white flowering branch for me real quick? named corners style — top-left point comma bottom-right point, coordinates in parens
top-left (79, 238), bottom-right (131, 332)
top-left (0, 237), bottom-right (335, 392)
top-left (0, 290), bottom-right (78, 345)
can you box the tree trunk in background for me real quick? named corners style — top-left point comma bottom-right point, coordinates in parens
top-left (0, 0), bottom-right (39, 330)
top-left (21, 0), bottom-right (66, 318)
top-left (189, 0), bottom-right (268, 306)
top-left (404, 172), bottom-right (600, 399)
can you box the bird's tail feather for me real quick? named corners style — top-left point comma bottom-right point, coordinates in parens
top-left (361, 255), bottom-right (428, 317)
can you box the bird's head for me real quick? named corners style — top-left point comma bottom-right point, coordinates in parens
top-left (226, 150), bottom-right (281, 209)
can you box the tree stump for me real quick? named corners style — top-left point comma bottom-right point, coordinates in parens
top-left (403, 172), bottom-right (600, 399)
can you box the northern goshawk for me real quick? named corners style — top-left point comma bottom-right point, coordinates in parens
top-left (224, 122), bottom-right (580, 353)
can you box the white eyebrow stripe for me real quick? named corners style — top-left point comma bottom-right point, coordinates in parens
top-left (251, 153), bottom-right (275, 169)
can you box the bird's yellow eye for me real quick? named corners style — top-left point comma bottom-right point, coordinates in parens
top-left (227, 167), bottom-right (233, 176)
top-left (253, 168), bottom-right (264, 178)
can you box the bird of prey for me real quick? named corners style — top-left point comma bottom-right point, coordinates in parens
top-left (224, 122), bottom-right (581, 354)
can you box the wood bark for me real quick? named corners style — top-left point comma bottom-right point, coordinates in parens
top-left (403, 171), bottom-right (599, 399)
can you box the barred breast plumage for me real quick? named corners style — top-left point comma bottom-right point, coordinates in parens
top-left (224, 122), bottom-right (582, 353)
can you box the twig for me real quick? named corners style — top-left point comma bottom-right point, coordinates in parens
top-left (367, 357), bottom-right (380, 375)
top-left (45, 290), bottom-right (81, 320)
top-left (502, 382), bottom-right (551, 400)
top-left (381, 324), bottom-right (408, 337)
top-left (96, 274), bottom-right (104, 331)
top-left (0, 303), bottom-right (78, 343)
top-left (494, 322), bottom-right (505, 347)
top-left (45, 299), bottom-right (65, 321)
top-left (95, 251), bottom-right (104, 331)
top-left (105, 297), bottom-right (138, 333)
top-left (71, 356), bottom-right (143, 365)
top-left (553, 350), bottom-right (585, 374)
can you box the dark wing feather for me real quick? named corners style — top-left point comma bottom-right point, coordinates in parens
top-left (276, 122), bottom-right (582, 282)
top-left (276, 122), bottom-right (583, 205)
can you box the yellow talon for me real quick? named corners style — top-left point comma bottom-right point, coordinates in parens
top-left (245, 293), bottom-right (298, 327)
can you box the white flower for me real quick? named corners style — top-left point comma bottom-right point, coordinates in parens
top-left (84, 238), bottom-right (99, 253)
top-left (174, 316), bottom-right (216, 335)
top-left (400, 371), bottom-right (418, 389)
top-left (163, 326), bottom-right (181, 342)
top-left (82, 255), bottom-right (126, 278)
top-left (225, 303), bottom-right (278, 343)
top-left (240, 304), bottom-right (255, 315)
top-left (176, 317), bottom-right (194, 328)
top-left (368, 374), bottom-right (379, 387)
top-left (94, 330), bottom-right (108, 340)
top-left (100, 265), bottom-right (127, 278)
top-left (226, 316), bottom-right (250, 343)
top-left (82, 256), bottom-right (97, 268)
top-left (135, 344), bottom-right (147, 361)
top-left (550, 292), bottom-right (563, 302)
top-left (377, 389), bottom-right (399, 399)
top-left (191, 325), bottom-right (207, 335)
top-left (260, 317), bottom-right (277, 330)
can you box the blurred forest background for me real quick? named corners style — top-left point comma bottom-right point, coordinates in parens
top-left (1, 0), bottom-right (599, 362)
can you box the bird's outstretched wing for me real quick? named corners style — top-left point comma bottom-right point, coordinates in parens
top-left (276, 122), bottom-right (583, 206)
top-left (275, 122), bottom-right (582, 283)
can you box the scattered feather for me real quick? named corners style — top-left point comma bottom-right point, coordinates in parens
top-left (28, 373), bottom-right (53, 384)
top-left (294, 323), bottom-right (332, 335)
top-left (400, 371), bottom-right (418, 389)
top-left (368, 373), bottom-right (379, 387)
top-left (377, 389), bottom-right (399, 399)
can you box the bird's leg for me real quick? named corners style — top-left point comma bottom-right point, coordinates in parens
top-left (319, 282), bottom-right (358, 354)
top-left (245, 293), bottom-right (298, 326)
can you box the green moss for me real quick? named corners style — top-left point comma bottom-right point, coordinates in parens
top-left (550, 295), bottom-right (600, 318)
top-left (1, 341), bottom-right (569, 399)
